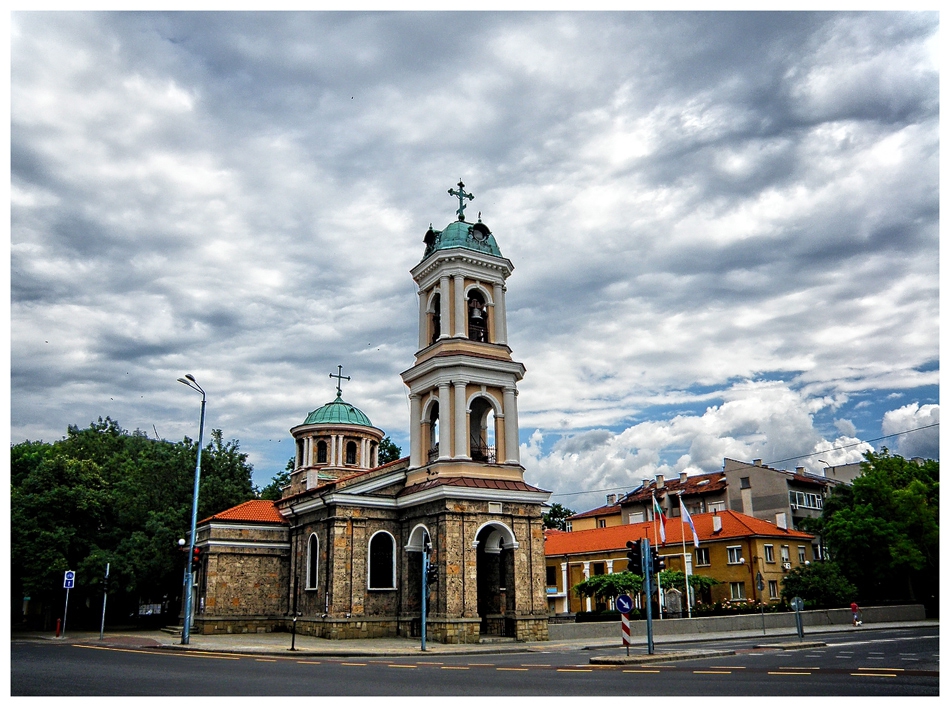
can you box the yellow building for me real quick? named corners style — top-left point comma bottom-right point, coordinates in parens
top-left (544, 509), bottom-right (815, 615)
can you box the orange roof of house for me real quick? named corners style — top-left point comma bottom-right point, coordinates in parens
top-left (199, 499), bottom-right (288, 525)
top-left (545, 509), bottom-right (812, 556)
top-left (569, 503), bottom-right (622, 520)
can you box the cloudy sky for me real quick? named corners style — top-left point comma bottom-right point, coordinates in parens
top-left (10, 11), bottom-right (939, 512)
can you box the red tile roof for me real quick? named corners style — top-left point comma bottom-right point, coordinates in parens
top-left (199, 499), bottom-right (288, 525)
top-left (622, 472), bottom-right (728, 504)
top-left (545, 509), bottom-right (812, 556)
top-left (398, 476), bottom-right (546, 497)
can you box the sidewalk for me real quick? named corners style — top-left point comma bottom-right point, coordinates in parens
top-left (13, 620), bottom-right (936, 659)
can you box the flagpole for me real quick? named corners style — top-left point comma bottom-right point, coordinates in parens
top-left (652, 491), bottom-right (663, 619)
top-left (679, 495), bottom-right (692, 619)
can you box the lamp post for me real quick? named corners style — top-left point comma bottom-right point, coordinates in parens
top-left (178, 374), bottom-right (206, 645)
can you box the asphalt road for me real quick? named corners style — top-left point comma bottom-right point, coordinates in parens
top-left (11, 625), bottom-right (938, 696)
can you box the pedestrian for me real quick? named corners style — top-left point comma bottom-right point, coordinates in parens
top-left (850, 601), bottom-right (862, 626)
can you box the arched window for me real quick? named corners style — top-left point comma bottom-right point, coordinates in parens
top-left (306, 533), bottom-right (319, 590)
top-left (346, 440), bottom-right (357, 465)
top-left (296, 438), bottom-right (304, 468)
top-left (427, 402), bottom-right (440, 463)
top-left (316, 440), bottom-right (327, 464)
top-left (368, 531), bottom-right (396, 590)
top-left (467, 290), bottom-right (488, 342)
top-left (430, 293), bottom-right (441, 345)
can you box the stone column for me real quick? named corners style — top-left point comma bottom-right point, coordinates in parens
top-left (582, 562), bottom-right (591, 612)
top-left (438, 383), bottom-right (452, 459)
top-left (493, 282), bottom-right (507, 345)
top-left (454, 382), bottom-right (468, 459)
top-left (439, 275), bottom-right (450, 339)
top-left (409, 394), bottom-right (421, 468)
top-left (418, 289), bottom-right (428, 350)
top-left (503, 387), bottom-right (520, 464)
top-left (560, 562), bottom-right (569, 613)
top-left (454, 274), bottom-right (466, 337)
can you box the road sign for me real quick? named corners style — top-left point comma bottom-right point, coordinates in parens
top-left (756, 571), bottom-right (764, 592)
top-left (621, 611), bottom-right (631, 647)
top-left (64, 570), bottom-right (75, 589)
top-left (616, 594), bottom-right (633, 614)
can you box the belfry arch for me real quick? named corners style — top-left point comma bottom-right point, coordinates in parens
top-left (468, 392), bottom-right (501, 463)
top-left (474, 521), bottom-right (518, 637)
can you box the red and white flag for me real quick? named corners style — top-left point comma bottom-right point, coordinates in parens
top-left (652, 493), bottom-right (666, 544)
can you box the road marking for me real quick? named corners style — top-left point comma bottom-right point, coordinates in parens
top-left (851, 673), bottom-right (897, 678)
top-left (769, 671), bottom-right (811, 675)
top-left (417, 661), bottom-right (443, 665)
top-left (497, 667), bottom-right (528, 671)
top-left (694, 670), bottom-right (731, 674)
top-left (297, 661), bottom-right (321, 664)
top-left (858, 667), bottom-right (904, 672)
top-left (75, 645), bottom-right (240, 660)
top-left (387, 664), bottom-right (416, 669)
top-left (557, 669), bottom-right (593, 672)
top-left (468, 663), bottom-right (494, 666)
top-left (623, 669), bottom-right (661, 673)
top-left (341, 662), bottom-right (366, 666)
top-left (710, 666), bottom-right (746, 669)
top-left (521, 663), bottom-right (550, 667)
top-left (900, 658), bottom-right (919, 661)
top-left (780, 667), bottom-right (819, 670)
top-left (440, 666), bottom-right (469, 670)
top-left (255, 659), bottom-right (276, 662)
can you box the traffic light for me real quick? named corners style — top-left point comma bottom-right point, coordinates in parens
top-left (625, 540), bottom-right (642, 573)
top-left (191, 546), bottom-right (202, 572)
top-left (649, 547), bottom-right (666, 574)
top-left (100, 576), bottom-right (110, 593)
top-left (425, 564), bottom-right (439, 586)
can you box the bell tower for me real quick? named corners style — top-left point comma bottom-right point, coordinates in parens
top-left (401, 181), bottom-right (525, 483)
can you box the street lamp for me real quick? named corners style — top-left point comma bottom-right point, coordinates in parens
top-left (177, 374), bottom-right (206, 645)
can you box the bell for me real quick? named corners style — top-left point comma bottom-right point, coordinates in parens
top-left (470, 307), bottom-right (484, 321)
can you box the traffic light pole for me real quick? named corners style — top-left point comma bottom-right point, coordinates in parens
top-left (99, 563), bottom-right (109, 640)
top-left (642, 538), bottom-right (654, 655)
top-left (421, 546), bottom-right (429, 651)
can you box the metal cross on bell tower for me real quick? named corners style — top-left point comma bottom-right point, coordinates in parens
top-left (447, 180), bottom-right (474, 221)
top-left (329, 365), bottom-right (351, 398)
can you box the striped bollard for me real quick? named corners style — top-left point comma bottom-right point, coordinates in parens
top-left (621, 612), bottom-right (631, 656)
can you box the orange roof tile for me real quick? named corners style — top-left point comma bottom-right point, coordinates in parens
top-left (545, 509), bottom-right (812, 556)
top-left (200, 499), bottom-right (288, 525)
top-left (569, 503), bottom-right (622, 520)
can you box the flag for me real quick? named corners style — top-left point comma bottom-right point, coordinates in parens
top-left (652, 494), bottom-right (666, 544)
top-left (680, 496), bottom-right (700, 548)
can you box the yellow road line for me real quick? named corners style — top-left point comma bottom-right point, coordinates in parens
top-left (710, 666), bottom-right (746, 669)
top-left (768, 671), bottom-right (811, 675)
top-left (387, 664), bottom-right (416, 669)
top-left (851, 673), bottom-right (897, 678)
top-left (441, 666), bottom-right (469, 670)
top-left (497, 667), bottom-right (528, 671)
top-left (694, 670), bottom-right (731, 674)
top-left (417, 661), bottom-right (443, 665)
top-left (557, 669), bottom-right (592, 672)
top-left (858, 667), bottom-right (904, 672)
top-left (780, 667), bottom-right (820, 670)
top-left (468, 663), bottom-right (494, 666)
top-left (74, 645), bottom-right (239, 660)
top-left (623, 669), bottom-right (661, 673)
top-left (297, 661), bottom-right (321, 664)
top-left (255, 659), bottom-right (276, 662)
top-left (341, 662), bottom-right (366, 666)
top-left (521, 664), bottom-right (550, 667)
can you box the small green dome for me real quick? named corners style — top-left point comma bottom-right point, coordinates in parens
top-left (423, 219), bottom-right (503, 260)
top-left (303, 394), bottom-right (373, 427)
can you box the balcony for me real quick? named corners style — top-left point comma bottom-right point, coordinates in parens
top-left (471, 444), bottom-right (496, 463)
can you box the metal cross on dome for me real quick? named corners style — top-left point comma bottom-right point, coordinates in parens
top-left (447, 180), bottom-right (474, 221)
top-left (329, 365), bottom-right (351, 397)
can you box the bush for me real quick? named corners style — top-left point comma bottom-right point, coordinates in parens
top-left (781, 560), bottom-right (857, 609)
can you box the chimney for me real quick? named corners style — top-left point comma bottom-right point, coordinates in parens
top-left (655, 474), bottom-right (664, 489)
top-left (712, 515), bottom-right (722, 532)
top-left (680, 471), bottom-right (688, 484)
top-left (753, 459), bottom-right (763, 466)
top-left (606, 494), bottom-right (616, 505)
top-left (796, 467), bottom-right (805, 474)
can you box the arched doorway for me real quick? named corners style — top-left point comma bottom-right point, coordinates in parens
top-left (474, 522), bottom-right (517, 637)
top-left (469, 395), bottom-right (498, 463)
top-left (404, 524), bottom-right (432, 637)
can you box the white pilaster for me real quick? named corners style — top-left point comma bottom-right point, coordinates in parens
top-left (503, 387), bottom-right (520, 464)
top-left (454, 381), bottom-right (468, 459)
top-left (583, 562), bottom-right (591, 612)
top-left (561, 562), bottom-right (569, 613)
top-left (454, 274), bottom-right (466, 337)
top-left (438, 383), bottom-right (452, 459)
top-left (439, 275), bottom-right (450, 339)
top-left (409, 394), bottom-right (421, 468)
top-left (493, 282), bottom-right (507, 345)
top-left (418, 289), bottom-right (428, 350)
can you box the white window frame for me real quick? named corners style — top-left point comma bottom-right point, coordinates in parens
top-left (727, 545), bottom-right (743, 564)
top-left (306, 533), bottom-right (319, 590)
top-left (730, 582), bottom-right (746, 600)
top-left (764, 544), bottom-right (775, 563)
top-left (695, 547), bottom-right (710, 566)
top-left (707, 500), bottom-right (725, 512)
top-left (768, 580), bottom-right (778, 599)
top-left (780, 545), bottom-right (790, 562)
top-left (367, 530), bottom-right (397, 591)
top-left (798, 546), bottom-right (807, 563)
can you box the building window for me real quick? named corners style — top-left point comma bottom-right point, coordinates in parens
top-left (789, 490), bottom-right (822, 510)
top-left (546, 566), bottom-right (557, 587)
top-left (707, 500), bottom-right (725, 512)
top-left (597, 518), bottom-right (607, 528)
top-left (740, 477), bottom-right (751, 489)
top-left (780, 545), bottom-right (790, 563)
top-left (764, 544), bottom-right (775, 563)
top-left (488, 502), bottom-right (503, 514)
top-left (306, 533), bottom-right (319, 590)
top-left (768, 580), bottom-right (778, 599)
top-left (346, 441), bottom-right (357, 465)
top-left (367, 531), bottom-right (396, 590)
top-left (727, 546), bottom-right (743, 564)
top-left (730, 582), bottom-right (746, 600)
top-left (798, 546), bottom-right (807, 563)
top-left (695, 548), bottom-right (710, 566)
top-left (592, 562), bottom-right (606, 576)
top-left (628, 512), bottom-right (644, 524)
top-left (316, 440), bottom-right (327, 464)
top-left (296, 438), bottom-right (304, 467)
top-left (565, 521), bottom-right (572, 532)
top-left (430, 293), bottom-right (441, 345)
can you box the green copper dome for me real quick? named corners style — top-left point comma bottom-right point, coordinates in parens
top-left (303, 394), bottom-right (373, 427)
top-left (423, 219), bottom-right (503, 260)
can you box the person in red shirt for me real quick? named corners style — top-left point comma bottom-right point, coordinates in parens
top-left (850, 601), bottom-right (862, 626)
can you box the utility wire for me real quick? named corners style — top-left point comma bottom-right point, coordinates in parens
top-left (549, 422), bottom-right (938, 499)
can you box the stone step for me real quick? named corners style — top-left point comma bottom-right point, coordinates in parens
top-left (160, 626), bottom-right (183, 635)
top-left (478, 636), bottom-right (517, 644)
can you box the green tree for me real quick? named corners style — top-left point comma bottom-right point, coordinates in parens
top-left (377, 436), bottom-right (402, 465)
top-left (658, 569), bottom-right (720, 596)
top-left (258, 458), bottom-right (293, 501)
top-left (817, 450), bottom-right (938, 607)
top-left (573, 571), bottom-right (642, 603)
top-left (780, 560), bottom-right (856, 609)
top-left (542, 502), bottom-right (575, 531)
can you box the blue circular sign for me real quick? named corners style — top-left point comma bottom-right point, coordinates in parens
top-left (616, 594), bottom-right (633, 614)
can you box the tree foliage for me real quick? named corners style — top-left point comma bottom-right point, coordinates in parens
top-left (572, 571), bottom-right (642, 601)
top-left (780, 560), bottom-right (856, 609)
top-left (658, 569), bottom-right (720, 594)
top-left (10, 417), bottom-right (256, 629)
top-left (542, 502), bottom-right (575, 531)
top-left (811, 450), bottom-right (938, 607)
top-left (258, 458), bottom-right (293, 501)
top-left (377, 435), bottom-right (402, 465)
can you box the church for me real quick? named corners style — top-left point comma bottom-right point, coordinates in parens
top-left (190, 183), bottom-right (552, 643)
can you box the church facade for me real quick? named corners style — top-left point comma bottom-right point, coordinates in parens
top-left (190, 184), bottom-right (551, 643)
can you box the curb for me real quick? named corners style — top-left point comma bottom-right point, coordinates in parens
top-left (590, 649), bottom-right (736, 665)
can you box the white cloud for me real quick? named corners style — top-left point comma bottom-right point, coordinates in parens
top-left (881, 403), bottom-right (939, 459)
